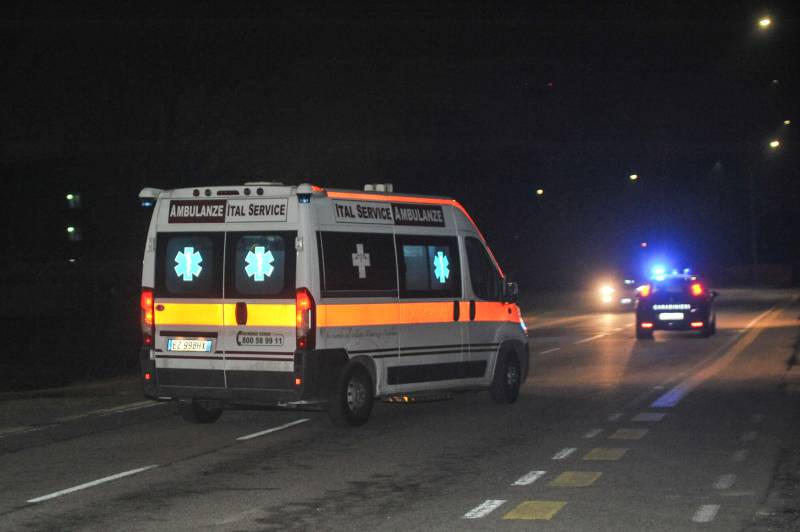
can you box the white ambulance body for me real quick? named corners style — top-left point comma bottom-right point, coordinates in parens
top-left (139, 183), bottom-right (528, 426)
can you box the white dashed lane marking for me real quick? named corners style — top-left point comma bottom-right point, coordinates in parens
top-left (692, 504), bottom-right (720, 523)
top-left (552, 447), bottom-right (578, 460)
top-left (236, 418), bottom-right (310, 441)
top-left (574, 334), bottom-right (606, 345)
top-left (463, 499), bottom-right (506, 519)
top-left (582, 428), bottom-right (603, 439)
top-left (512, 470), bottom-right (547, 486)
top-left (27, 465), bottom-right (159, 503)
top-left (539, 347), bottom-right (561, 354)
top-left (607, 413), bottom-right (623, 422)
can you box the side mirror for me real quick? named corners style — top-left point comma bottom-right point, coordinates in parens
top-left (503, 281), bottom-right (519, 303)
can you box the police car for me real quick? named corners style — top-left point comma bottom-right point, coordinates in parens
top-left (139, 182), bottom-right (528, 426)
top-left (635, 272), bottom-right (718, 339)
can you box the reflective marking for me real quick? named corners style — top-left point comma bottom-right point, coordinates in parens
top-left (632, 412), bottom-right (666, 422)
top-left (575, 334), bottom-right (605, 344)
top-left (236, 418), bottom-right (310, 441)
top-left (740, 430), bottom-right (758, 442)
top-left (692, 504), bottom-right (720, 523)
top-left (549, 471), bottom-right (602, 487)
top-left (27, 465), bottom-right (158, 503)
top-left (552, 447), bottom-right (577, 460)
top-left (539, 347), bottom-right (561, 354)
top-left (583, 448), bottom-right (628, 461)
top-left (651, 307), bottom-right (778, 408)
top-left (56, 401), bottom-right (161, 423)
top-left (714, 474), bottom-right (737, 490)
top-left (731, 449), bottom-right (749, 462)
top-left (512, 470), bottom-right (547, 486)
top-left (463, 499), bottom-right (506, 519)
top-left (751, 414), bottom-right (765, 424)
top-left (503, 501), bottom-right (566, 520)
top-left (607, 413), bottom-right (623, 422)
top-left (609, 428), bottom-right (649, 440)
top-left (583, 428), bottom-right (603, 439)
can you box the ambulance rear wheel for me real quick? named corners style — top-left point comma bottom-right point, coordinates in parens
top-left (490, 351), bottom-right (520, 404)
top-left (178, 399), bottom-right (223, 424)
top-left (328, 365), bottom-right (374, 427)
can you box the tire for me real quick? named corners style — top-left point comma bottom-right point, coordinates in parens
top-left (178, 399), bottom-right (223, 424)
top-left (710, 315), bottom-right (717, 335)
top-left (490, 351), bottom-right (521, 404)
top-left (328, 365), bottom-right (374, 427)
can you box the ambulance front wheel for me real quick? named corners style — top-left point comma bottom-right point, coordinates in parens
top-left (328, 365), bottom-right (374, 427)
top-left (490, 351), bottom-right (521, 404)
top-left (178, 399), bottom-right (223, 424)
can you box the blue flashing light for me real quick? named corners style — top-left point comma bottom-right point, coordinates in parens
top-left (651, 264), bottom-right (666, 280)
top-left (433, 251), bottom-right (450, 283)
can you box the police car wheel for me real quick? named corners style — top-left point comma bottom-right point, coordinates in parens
top-left (490, 352), bottom-right (520, 404)
top-left (178, 399), bottom-right (223, 424)
top-left (329, 366), bottom-right (374, 427)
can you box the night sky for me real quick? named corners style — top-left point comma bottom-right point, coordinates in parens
top-left (2, 1), bottom-right (797, 288)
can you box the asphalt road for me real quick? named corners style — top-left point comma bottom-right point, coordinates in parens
top-left (1, 288), bottom-right (798, 531)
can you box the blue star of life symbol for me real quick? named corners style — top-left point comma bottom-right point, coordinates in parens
top-left (174, 246), bottom-right (203, 282)
top-left (245, 246), bottom-right (275, 282)
top-left (433, 251), bottom-right (450, 284)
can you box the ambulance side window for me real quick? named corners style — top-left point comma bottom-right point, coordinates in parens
top-left (318, 232), bottom-right (397, 297)
top-left (396, 235), bottom-right (461, 298)
top-left (225, 232), bottom-right (296, 299)
top-left (156, 233), bottom-right (224, 298)
top-left (465, 237), bottom-right (502, 301)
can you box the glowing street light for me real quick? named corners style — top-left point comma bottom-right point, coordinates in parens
top-left (629, 173), bottom-right (639, 181)
top-left (758, 16), bottom-right (772, 29)
top-left (769, 139), bottom-right (780, 149)
top-left (535, 188), bottom-right (544, 196)
top-left (784, 119), bottom-right (791, 126)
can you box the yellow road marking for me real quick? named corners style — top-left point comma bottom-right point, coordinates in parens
top-left (503, 501), bottom-right (566, 520)
top-left (583, 448), bottom-right (628, 461)
top-left (609, 428), bottom-right (649, 440)
top-left (549, 471), bottom-right (602, 487)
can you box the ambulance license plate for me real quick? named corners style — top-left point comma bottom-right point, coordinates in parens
top-left (166, 339), bottom-right (213, 352)
top-left (658, 312), bottom-right (684, 321)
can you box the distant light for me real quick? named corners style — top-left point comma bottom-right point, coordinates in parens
top-left (784, 119), bottom-right (791, 126)
top-left (771, 79), bottom-right (779, 85)
top-left (640, 242), bottom-right (648, 248)
top-left (758, 17), bottom-right (772, 28)
top-left (65, 192), bottom-right (81, 208)
top-left (536, 188), bottom-right (544, 196)
top-left (66, 226), bottom-right (75, 233)
top-left (629, 174), bottom-right (638, 181)
top-left (769, 139), bottom-right (780, 149)
top-left (66, 193), bottom-right (74, 201)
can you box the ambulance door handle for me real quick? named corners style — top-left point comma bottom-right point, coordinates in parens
top-left (453, 300), bottom-right (460, 321)
top-left (235, 302), bottom-right (248, 325)
top-left (469, 300), bottom-right (476, 321)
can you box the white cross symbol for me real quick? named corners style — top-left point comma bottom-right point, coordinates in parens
top-left (351, 243), bottom-right (371, 279)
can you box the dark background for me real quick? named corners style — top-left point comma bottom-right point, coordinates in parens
top-left (0, 1), bottom-right (797, 388)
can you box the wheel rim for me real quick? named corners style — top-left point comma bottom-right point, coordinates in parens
top-left (346, 376), bottom-right (367, 413)
top-left (506, 362), bottom-right (519, 390)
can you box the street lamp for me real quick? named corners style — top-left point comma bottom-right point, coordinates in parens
top-left (629, 174), bottom-right (639, 181)
top-left (784, 119), bottom-right (791, 126)
top-left (535, 188), bottom-right (544, 196)
top-left (758, 16), bottom-right (772, 29)
top-left (769, 139), bottom-right (780, 149)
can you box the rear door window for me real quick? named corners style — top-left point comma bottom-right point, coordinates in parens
top-left (225, 232), bottom-right (296, 299)
top-left (156, 233), bottom-right (224, 298)
top-left (396, 235), bottom-right (461, 298)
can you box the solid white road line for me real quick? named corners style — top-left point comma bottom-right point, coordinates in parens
top-left (512, 470), bottom-right (547, 486)
top-left (57, 401), bottom-right (161, 423)
top-left (539, 347), bottom-right (561, 354)
top-left (236, 418), bottom-right (310, 441)
top-left (552, 447), bottom-right (577, 460)
top-left (692, 504), bottom-right (720, 523)
top-left (463, 499), bottom-right (506, 519)
top-left (27, 465), bottom-right (158, 503)
top-left (714, 474), bottom-right (737, 490)
top-left (583, 428), bottom-right (603, 439)
top-left (575, 334), bottom-right (606, 344)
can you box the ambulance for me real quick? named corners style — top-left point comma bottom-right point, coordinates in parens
top-left (139, 182), bottom-right (528, 426)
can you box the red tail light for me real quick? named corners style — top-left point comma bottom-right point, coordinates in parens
top-left (141, 288), bottom-right (154, 347)
top-left (639, 284), bottom-right (652, 297)
top-left (296, 287), bottom-right (315, 350)
top-left (641, 322), bottom-right (654, 329)
top-left (690, 282), bottom-right (704, 296)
